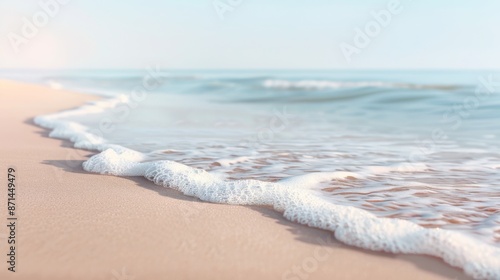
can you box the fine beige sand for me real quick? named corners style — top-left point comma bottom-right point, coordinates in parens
top-left (0, 80), bottom-right (472, 280)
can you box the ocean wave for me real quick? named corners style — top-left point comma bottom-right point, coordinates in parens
top-left (262, 79), bottom-right (459, 91)
top-left (33, 88), bottom-right (500, 279)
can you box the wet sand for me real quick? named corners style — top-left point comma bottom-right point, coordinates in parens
top-left (0, 80), bottom-right (471, 280)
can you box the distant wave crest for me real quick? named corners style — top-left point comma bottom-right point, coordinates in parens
top-left (262, 79), bottom-right (459, 91)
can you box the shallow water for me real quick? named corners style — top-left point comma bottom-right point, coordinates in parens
top-left (19, 69), bottom-right (500, 278)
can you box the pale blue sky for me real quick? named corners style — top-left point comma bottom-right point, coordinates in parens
top-left (1, 0), bottom-right (499, 69)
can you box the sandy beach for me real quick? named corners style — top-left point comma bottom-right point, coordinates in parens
top-left (0, 79), bottom-right (472, 279)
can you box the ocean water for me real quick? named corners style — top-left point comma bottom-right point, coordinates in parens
top-left (16, 69), bottom-right (500, 278)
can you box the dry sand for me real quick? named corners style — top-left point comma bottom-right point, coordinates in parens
top-left (0, 80), bottom-right (471, 280)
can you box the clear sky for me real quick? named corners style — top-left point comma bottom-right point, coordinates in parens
top-left (1, 0), bottom-right (499, 69)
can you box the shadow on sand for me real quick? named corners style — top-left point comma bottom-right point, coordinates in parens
top-left (32, 118), bottom-right (471, 280)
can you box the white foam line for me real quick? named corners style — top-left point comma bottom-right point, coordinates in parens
top-left (34, 95), bottom-right (146, 159)
top-left (261, 79), bottom-right (440, 90)
top-left (34, 91), bottom-right (500, 279)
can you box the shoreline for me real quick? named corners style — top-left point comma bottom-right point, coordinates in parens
top-left (0, 79), bottom-right (471, 280)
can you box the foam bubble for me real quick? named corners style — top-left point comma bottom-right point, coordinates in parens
top-left (215, 156), bottom-right (251, 167)
top-left (82, 148), bottom-right (500, 279)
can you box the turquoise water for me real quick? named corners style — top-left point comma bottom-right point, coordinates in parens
top-left (23, 71), bottom-right (500, 279)
top-left (15, 70), bottom-right (500, 248)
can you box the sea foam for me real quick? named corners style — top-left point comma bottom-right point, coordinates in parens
top-left (34, 90), bottom-right (500, 280)
top-left (261, 79), bottom-right (457, 91)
